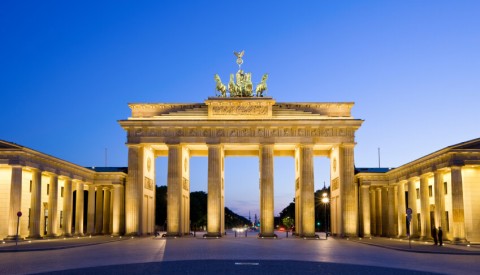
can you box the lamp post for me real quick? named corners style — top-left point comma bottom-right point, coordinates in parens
top-left (321, 192), bottom-right (329, 240)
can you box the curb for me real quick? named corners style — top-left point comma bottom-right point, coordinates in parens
top-left (0, 237), bottom-right (128, 253)
top-left (351, 240), bottom-right (480, 255)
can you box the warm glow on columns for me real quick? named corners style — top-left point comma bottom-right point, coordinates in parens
top-left (259, 144), bottom-right (274, 237)
top-left (75, 182), bottom-right (85, 236)
top-left (47, 174), bottom-right (59, 237)
top-left (433, 170), bottom-right (447, 234)
top-left (451, 166), bottom-right (466, 242)
top-left (397, 181), bottom-right (407, 237)
top-left (29, 168), bottom-right (42, 238)
top-left (360, 186), bottom-right (371, 237)
top-left (62, 178), bottom-right (73, 236)
top-left (207, 144), bottom-right (223, 236)
top-left (419, 174), bottom-right (431, 239)
top-left (7, 166), bottom-right (22, 238)
top-left (167, 144), bottom-right (182, 236)
top-left (407, 178), bottom-right (419, 238)
top-left (112, 185), bottom-right (122, 236)
top-left (340, 144), bottom-right (356, 237)
top-left (300, 144), bottom-right (315, 237)
top-left (86, 184), bottom-right (95, 234)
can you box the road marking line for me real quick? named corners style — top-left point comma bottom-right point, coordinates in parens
top-left (235, 262), bottom-right (260, 266)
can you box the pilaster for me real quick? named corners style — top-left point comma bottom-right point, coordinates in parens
top-left (102, 187), bottom-right (111, 234)
top-left (381, 186), bottom-right (388, 237)
top-left (369, 188), bottom-right (376, 236)
top-left (375, 188), bottom-right (382, 236)
top-left (112, 185), bottom-right (123, 236)
top-left (95, 186), bottom-right (103, 234)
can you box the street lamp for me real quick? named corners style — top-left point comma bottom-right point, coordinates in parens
top-left (321, 192), bottom-right (330, 239)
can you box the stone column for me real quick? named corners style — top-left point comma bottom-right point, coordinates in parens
top-left (75, 182), bottom-right (84, 236)
top-left (340, 144), bottom-right (357, 237)
top-left (166, 144), bottom-right (182, 236)
top-left (126, 145), bottom-right (143, 235)
top-left (419, 174), bottom-right (431, 240)
top-left (62, 178), bottom-right (73, 236)
top-left (407, 178), bottom-right (419, 238)
top-left (6, 166), bottom-right (23, 239)
top-left (388, 186), bottom-right (397, 237)
top-left (47, 174), bottom-right (59, 237)
top-left (433, 170), bottom-right (448, 237)
top-left (397, 181), bottom-right (407, 237)
top-left (102, 187), bottom-right (111, 234)
top-left (86, 184), bottom-right (95, 235)
top-left (112, 185), bottom-right (122, 236)
top-left (369, 188), bottom-right (376, 236)
top-left (375, 188), bottom-right (382, 236)
top-left (207, 144), bottom-right (223, 237)
top-left (259, 144), bottom-right (275, 237)
top-left (298, 145), bottom-right (315, 237)
top-left (29, 169), bottom-right (42, 238)
top-left (450, 166), bottom-right (466, 243)
top-left (381, 187), bottom-right (389, 237)
top-left (95, 187), bottom-right (103, 234)
top-left (360, 185), bottom-right (371, 237)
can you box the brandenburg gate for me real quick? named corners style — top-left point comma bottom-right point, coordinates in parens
top-left (118, 52), bottom-right (363, 238)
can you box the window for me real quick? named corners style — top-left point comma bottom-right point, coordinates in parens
top-left (47, 184), bottom-right (49, 195)
top-left (29, 180), bottom-right (32, 193)
top-left (417, 213), bottom-right (421, 232)
top-left (444, 182), bottom-right (448, 195)
top-left (60, 211), bottom-right (63, 228)
top-left (416, 188), bottom-right (420, 199)
top-left (28, 208), bottom-right (31, 229)
top-left (428, 186), bottom-right (433, 197)
top-left (61, 187), bottom-right (64, 198)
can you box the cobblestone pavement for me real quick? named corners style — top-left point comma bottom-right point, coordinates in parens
top-left (0, 232), bottom-right (478, 274)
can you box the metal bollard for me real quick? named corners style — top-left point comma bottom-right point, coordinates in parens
top-left (235, 231), bottom-right (237, 238)
top-left (286, 231), bottom-right (289, 238)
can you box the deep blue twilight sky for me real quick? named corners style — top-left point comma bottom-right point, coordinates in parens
top-left (1, 1), bottom-right (479, 218)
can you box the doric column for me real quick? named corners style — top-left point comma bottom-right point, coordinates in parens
top-left (369, 188), bottom-right (376, 235)
top-left (397, 181), bottom-right (407, 237)
top-left (29, 169), bottom-right (42, 238)
top-left (259, 144), bottom-right (275, 237)
top-left (297, 144), bottom-right (315, 237)
top-left (375, 187), bottom-right (382, 235)
top-left (166, 144), bottom-right (182, 236)
top-left (381, 186), bottom-right (389, 237)
top-left (360, 185), bottom-right (371, 237)
top-left (419, 174), bottom-right (431, 240)
top-left (125, 145), bottom-right (143, 235)
top-left (86, 184), bottom-right (95, 235)
top-left (47, 174), bottom-right (59, 237)
top-left (95, 187), bottom-right (103, 234)
top-left (6, 166), bottom-right (23, 239)
top-left (450, 166), bottom-right (466, 243)
top-left (206, 144), bottom-right (223, 237)
top-left (102, 187), bottom-right (111, 234)
top-left (434, 170), bottom-right (448, 237)
top-left (62, 178), bottom-right (73, 236)
top-left (339, 144), bottom-right (356, 237)
top-left (75, 182), bottom-right (84, 236)
top-left (112, 185), bottom-right (123, 236)
top-left (407, 177), bottom-right (419, 238)
top-left (388, 186), bottom-right (397, 237)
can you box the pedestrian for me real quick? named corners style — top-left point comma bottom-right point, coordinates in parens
top-left (431, 226), bottom-right (438, 245)
top-left (438, 227), bottom-right (443, 246)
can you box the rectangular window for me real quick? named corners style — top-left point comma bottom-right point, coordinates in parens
top-left (445, 211), bottom-right (450, 231)
top-left (444, 182), bottom-right (448, 195)
top-left (61, 186), bottom-right (64, 198)
top-left (428, 186), bottom-right (433, 197)
top-left (417, 213), bottom-right (421, 232)
top-left (416, 188), bottom-right (420, 199)
top-left (28, 208), bottom-right (31, 229)
top-left (47, 184), bottom-right (49, 195)
top-left (60, 211), bottom-right (63, 228)
top-left (30, 180), bottom-right (32, 193)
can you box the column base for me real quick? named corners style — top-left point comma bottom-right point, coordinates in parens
top-left (419, 236), bottom-right (433, 241)
top-left (27, 234), bottom-right (43, 240)
top-left (74, 233), bottom-right (85, 237)
top-left (63, 233), bottom-right (73, 237)
top-left (300, 234), bottom-right (319, 239)
top-left (46, 234), bottom-right (59, 239)
top-left (4, 235), bottom-right (24, 241)
top-left (452, 237), bottom-right (469, 244)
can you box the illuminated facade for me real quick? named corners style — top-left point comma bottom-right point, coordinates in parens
top-left (0, 141), bottom-right (126, 239)
top-left (356, 138), bottom-right (480, 243)
top-left (118, 97), bottom-right (363, 237)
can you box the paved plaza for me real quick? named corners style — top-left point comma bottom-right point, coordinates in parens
top-left (0, 233), bottom-right (479, 274)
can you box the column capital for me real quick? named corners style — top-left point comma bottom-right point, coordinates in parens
top-left (339, 142), bottom-right (356, 148)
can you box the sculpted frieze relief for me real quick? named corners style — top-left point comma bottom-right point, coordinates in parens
top-left (276, 103), bottom-right (353, 117)
top-left (129, 126), bottom-right (355, 139)
top-left (129, 103), bottom-right (204, 117)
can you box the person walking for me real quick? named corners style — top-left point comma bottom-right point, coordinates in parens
top-left (438, 227), bottom-right (443, 246)
top-left (431, 226), bottom-right (438, 245)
